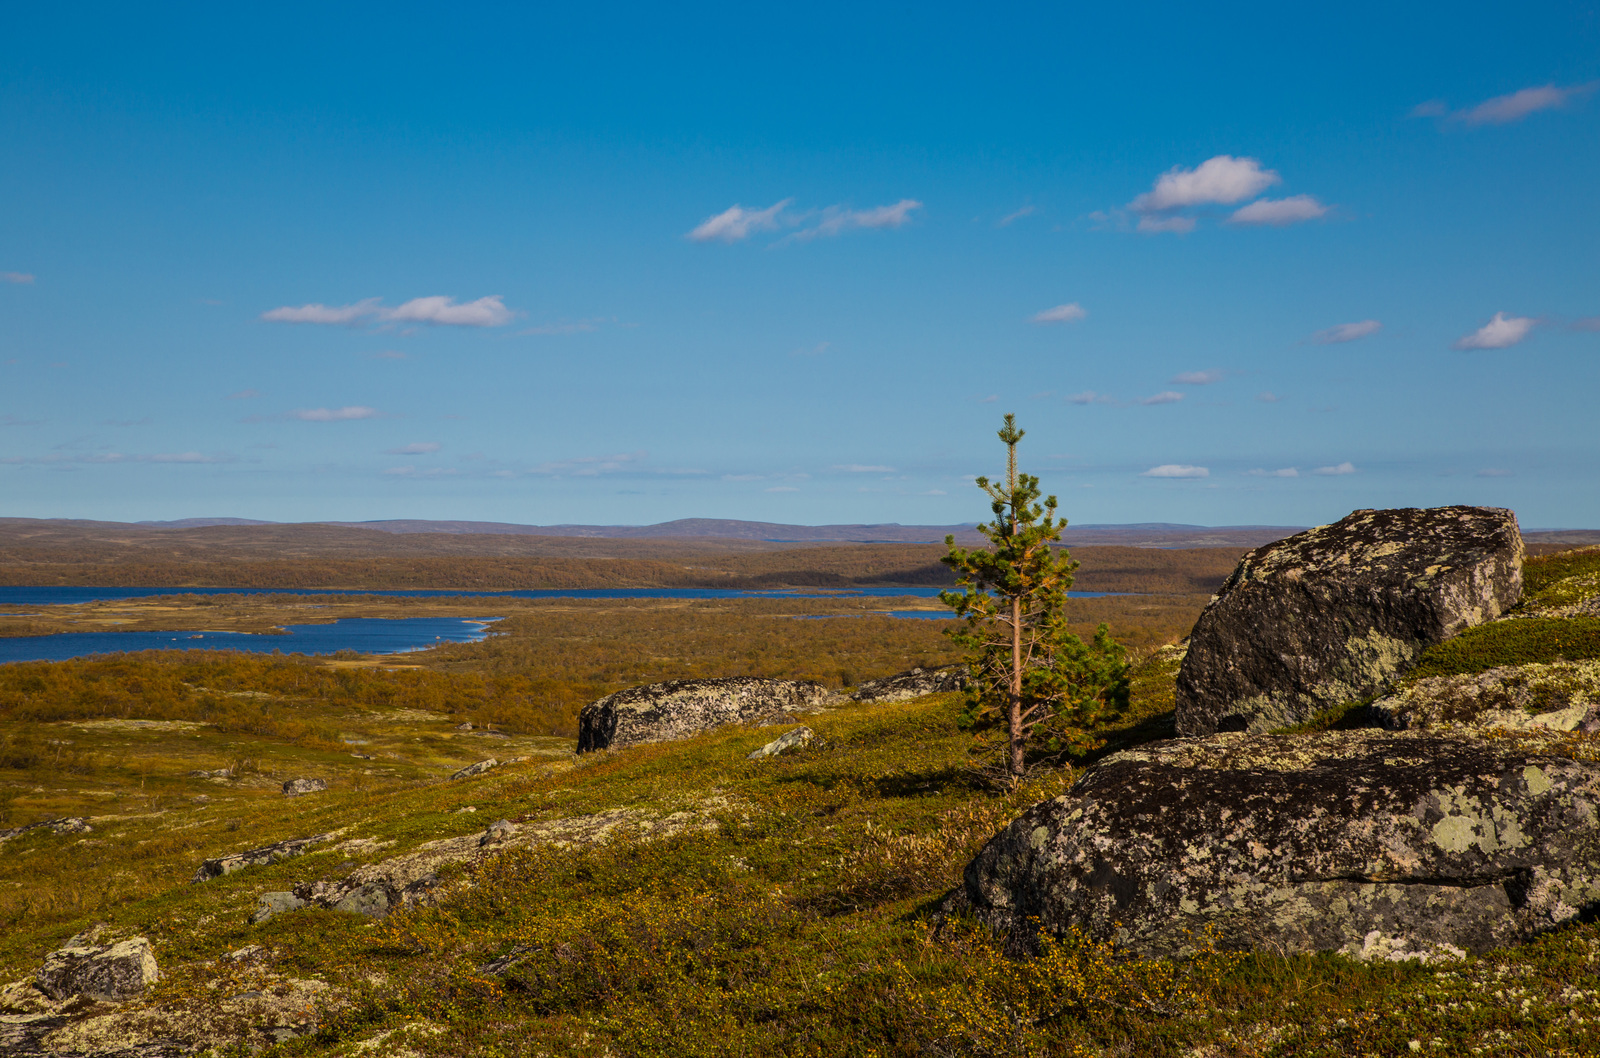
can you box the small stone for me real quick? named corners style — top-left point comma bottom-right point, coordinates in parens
top-left (455, 722), bottom-right (473, 732)
top-left (450, 759), bottom-right (498, 781)
top-left (35, 938), bottom-right (159, 1002)
top-left (250, 893), bottom-right (305, 924)
top-left (480, 820), bottom-right (516, 846)
top-left (747, 726), bottom-right (814, 760)
top-left (281, 778), bottom-right (328, 797)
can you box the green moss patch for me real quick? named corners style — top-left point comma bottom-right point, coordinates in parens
top-left (1407, 618), bottom-right (1600, 682)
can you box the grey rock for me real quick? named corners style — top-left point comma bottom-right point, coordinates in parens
top-left (1373, 660), bottom-right (1600, 735)
top-left (281, 778), bottom-right (328, 797)
top-left (576, 677), bottom-right (836, 753)
top-left (35, 938), bottom-right (159, 1002)
top-left (850, 666), bottom-right (967, 703)
top-left (747, 726), bottom-right (814, 760)
top-left (0, 817), bottom-right (93, 844)
top-left (192, 833), bottom-right (335, 883)
top-left (480, 820), bottom-right (516, 846)
top-left (952, 730), bottom-right (1600, 961)
top-left (331, 883), bottom-right (391, 917)
top-left (450, 759), bottom-right (498, 781)
top-left (250, 892), bottom-right (306, 924)
top-left (1175, 506), bottom-right (1523, 736)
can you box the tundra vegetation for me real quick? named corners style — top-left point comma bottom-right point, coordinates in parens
top-left (0, 547), bottom-right (1596, 1054)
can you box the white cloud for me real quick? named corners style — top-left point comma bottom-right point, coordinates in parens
top-left (386, 442), bottom-right (441, 455)
top-left (723, 474), bottom-right (764, 482)
top-left (1453, 312), bottom-right (1537, 350)
top-left (2, 451), bottom-right (234, 465)
top-left (790, 341), bottom-right (830, 357)
top-left (1136, 213), bottom-right (1197, 234)
top-left (834, 464), bottom-right (896, 473)
top-left (1031, 302), bottom-right (1087, 324)
top-left (1257, 391), bottom-right (1281, 403)
top-left (1139, 391), bottom-right (1184, 405)
top-left (1228, 194), bottom-right (1329, 227)
top-left (262, 296), bottom-right (514, 327)
top-left (687, 199), bottom-right (792, 242)
top-left (979, 394), bottom-right (998, 403)
top-left (1459, 82), bottom-right (1596, 126)
top-left (1, 271), bottom-right (34, 284)
top-left (1248, 467), bottom-right (1299, 477)
top-left (1170, 369), bottom-right (1224, 385)
top-left (922, 488), bottom-right (948, 496)
top-left (1313, 461), bottom-right (1356, 476)
top-left (997, 205), bottom-right (1035, 227)
top-left (261, 298), bottom-right (382, 325)
top-left (383, 465), bottom-right (458, 477)
top-left (383, 295), bottom-right (513, 327)
top-left (1572, 317), bottom-right (1600, 332)
top-left (1477, 467), bottom-right (1513, 477)
top-left (529, 451), bottom-right (646, 476)
top-left (1141, 464), bottom-right (1209, 479)
top-left (1130, 156), bottom-right (1281, 213)
top-left (791, 199), bottom-right (923, 242)
top-left (293, 406), bottom-right (379, 422)
top-left (1311, 320), bottom-right (1382, 344)
top-left (1066, 390), bottom-right (1112, 405)
top-left (1410, 99), bottom-right (1449, 118)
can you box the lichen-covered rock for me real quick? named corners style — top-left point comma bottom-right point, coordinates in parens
top-left (281, 778), bottom-right (327, 797)
top-left (850, 666), bottom-right (967, 703)
top-left (250, 892), bottom-right (306, 924)
top-left (1373, 660), bottom-right (1600, 735)
top-left (450, 759), bottom-right (498, 780)
top-left (576, 677), bottom-right (835, 752)
top-left (1176, 506), bottom-right (1523, 735)
top-left (951, 731), bottom-right (1600, 961)
top-left (35, 938), bottom-right (159, 1002)
top-left (747, 726), bottom-right (813, 760)
top-left (192, 833), bottom-right (335, 883)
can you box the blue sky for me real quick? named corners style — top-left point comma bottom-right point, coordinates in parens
top-left (2, 2), bottom-right (1597, 528)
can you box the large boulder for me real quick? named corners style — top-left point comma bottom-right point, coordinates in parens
top-left (576, 677), bottom-right (834, 753)
top-left (850, 666), bottom-right (967, 703)
top-left (951, 731), bottom-right (1600, 961)
top-left (35, 938), bottom-right (159, 1002)
top-left (1175, 506), bottom-right (1523, 736)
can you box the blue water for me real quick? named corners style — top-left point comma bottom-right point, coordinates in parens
top-left (0, 617), bottom-right (497, 665)
top-left (0, 585), bottom-right (1115, 606)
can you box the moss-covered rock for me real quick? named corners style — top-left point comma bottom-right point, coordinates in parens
top-left (1374, 660), bottom-right (1600, 734)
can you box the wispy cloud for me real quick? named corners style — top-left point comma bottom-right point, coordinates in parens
top-left (1228, 194), bottom-right (1328, 226)
top-left (1311, 320), bottom-right (1382, 344)
top-left (227, 389), bottom-right (261, 400)
top-left (1136, 214), bottom-right (1197, 234)
top-left (1572, 317), bottom-right (1600, 332)
top-left (1139, 391), bottom-right (1184, 405)
top-left (383, 465), bottom-right (458, 477)
top-left (1141, 464), bottom-right (1208, 479)
top-left (1257, 391), bottom-right (1281, 403)
top-left (834, 464), bottom-right (896, 473)
top-left (1248, 467), bottom-right (1299, 477)
top-left (1457, 82), bottom-right (1597, 125)
top-left (386, 442), bottom-right (441, 455)
top-left (262, 295), bottom-right (515, 328)
top-left (997, 205), bottom-right (1035, 227)
top-left (1170, 369), bottom-right (1224, 385)
top-left (1477, 467), bottom-right (1513, 478)
top-left (979, 395), bottom-right (999, 404)
top-left (1313, 461), bottom-right (1357, 476)
top-left (1131, 156), bottom-right (1280, 213)
top-left (1453, 312), bottom-right (1537, 350)
top-left (372, 350), bottom-right (408, 359)
top-left (1410, 100), bottom-right (1449, 118)
top-left (790, 341), bottom-right (830, 357)
top-left (687, 200), bottom-right (792, 243)
top-left (1066, 391), bottom-right (1113, 405)
top-left (293, 406), bottom-right (379, 422)
top-left (691, 198), bottom-right (923, 245)
top-left (1, 415), bottom-right (44, 427)
top-left (1, 271), bottom-right (35, 284)
top-left (765, 485), bottom-right (800, 493)
top-left (1031, 302), bottom-right (1087, 324)
top-left (520, 319), bottom-right (601, 336)
top-left (1, 451), bottom-right (235, 466)
top-left (529, 451), bottom-right (647, 477)
top-left (789, 199), bottom-right (923, 242)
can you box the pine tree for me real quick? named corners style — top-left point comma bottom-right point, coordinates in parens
top-left (940, 414), bottom-right (1129, 782)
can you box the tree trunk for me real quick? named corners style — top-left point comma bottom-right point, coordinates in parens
top-left (1008, 594), bottom-right (1024, 777)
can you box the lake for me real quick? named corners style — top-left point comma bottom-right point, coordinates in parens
top-left (0, 585), bottom-right (1116, 606)
top-left (0, 616), bottom-right (499, 664)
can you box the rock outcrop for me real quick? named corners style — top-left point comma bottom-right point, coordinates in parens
top-left (192, 833), bottom-right (336, 883)
top-left (951, 730), bottom-right (1600, 961)
top-left (35, 938), bottom-right (158, 1002)
top-left (0, 818), bottom-right (92, 845)
top-left (576, 677), bottom-right (834, 753)
top-left (1175, 506), bottom-right (1524, 735)
top-left (281, 778), bottom-right (327, 797)
top-left (1373, 660), bottom-right (1600, 735)
top-left (450, 759), bottom-right (498, 780)
top-left (850, 666), bottom-right (967, 703)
